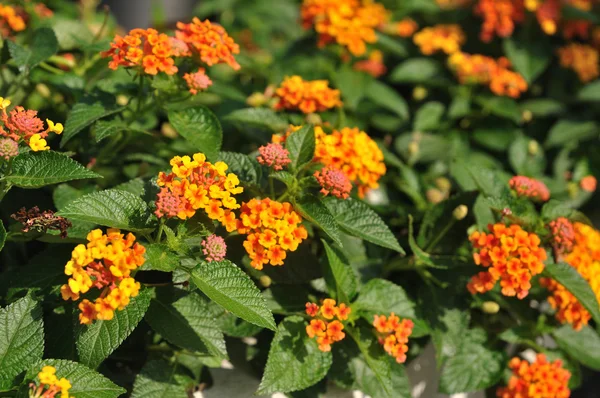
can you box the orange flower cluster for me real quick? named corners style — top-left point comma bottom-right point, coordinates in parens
top-left (274, 76), bottom-right (342, 114)
top-left (156, 154), bottom-right (243, 225)
top-left (448, 52), bottom-right (528, 98)
top-left (305, 299), bottom-right (351, 352)
top-left (468, 223), bottom-right (547, 299)
top-left (475, 0), bottom-right (524, 42)
top-left (237, 198), bottom-right (308, 269)
top-left (541, 222), bottom-right (600, 330)
top-left (526, 0), bottom-right (593, 36)
top-left (300, 0), bottom-right (390, 56)
top-left (183, 68), bottom-right (212, 94)
top-left (497, 354), bottom-right (570, 398)
top-left (373, 313), bottom-right (414, 363)
top-left (60, 229), bottom-right (146, 324)
top-left (413, 24), bottom-right (466, 55)
top-left (0, 4), bottom-right (25, 36)
top-left (29, 366), bottom-right (71, 398)
top-left (391, 18), bottom-right (419, 38)
top-left (558, 43), bottom-right (599, 83)
top-left (353, 50), bottom-right (387, 77)
top-left (509, 176), bottom-right (551, 201)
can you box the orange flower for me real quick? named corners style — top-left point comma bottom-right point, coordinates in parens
top-left (274, 76), bottom-right (342, 114)
top-left (531, 0), bottom-right (560, 35)
top-left (386, 18), bottom-right (419, 38)
top-left (305, 299), bottom-right (351, 352)
top-left (0, 5), bottom-right (25, 36)
top-left (558, 43), bottom-right (600, 83)
top-left (509, 176), bottom-right (550, 201)
top-left (497, 354), bottom-right (570, 398)
top-left (373, 313), bottom-right (414, 363)
top-left (541, 222), bottom-right (600, 330)
top-left (0, 101), bottom-right (63, 151)
top-left (475, 0), bottom-right (524, 42)
top-left (413, 24), bottom-right (465, 55)
top-left (468, 223), bottom-right (547, 299)
top-left (353, 50), bottom-right (387, 77)
top-left (580, 175), bottom-right (597, 193)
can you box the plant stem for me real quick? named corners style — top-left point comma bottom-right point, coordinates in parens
top-left (424, 217), bottom-right (456, 252)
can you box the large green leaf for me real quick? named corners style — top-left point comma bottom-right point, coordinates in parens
top-left (217, 152), bottom-right (262, 186)
top-left (8, 28), bottom-right (58, 72)
top-left (145, 289), bottom-right (227, 359)
top-left (131, 360), bottom-right (188, 398)
top-left (57, 189), bottom-right (155, 233)
top-left (365, 80), bottom-right (409, 121)
top-left (190, 260), bottom-right (276, 330)
top-left (3, 151), bottom-right (100, 188)
top-left (0, 295), bottom-right (44, 389)
top-left (142, 244), bottom-right (179, 272)
top-left (503, 34), bottom-right (550, 83)
top-left (323, 197), bottom-right (404, 254)
top-left (413, 102), bottom-right (445, 131)
top-left (285, 124), bottom-right (315, 172)
top-left (544, 262), bottom-right (600, 325)
top-left (61, 100), bottom-right (124, 146)
top-left (257, 316), bottom-right (332, 394)
top-left (553, 325), bottom-right (600, 371)
top-left (390, 58), bottom-right (443, 84)
top-left (544, 120), bottom-right (598, 148)
top-left (294, 195), bottom-right (342, 246)
top-left (224, 108), bottom-right (288, 133)
top-left (322, 240), bottom-right (358, 302)
top-left (168, 106), bottom-right (223, 160)
top-left (76, 288), bottom-right (152, 368)
top-left (20, 359), bottom-right (125, 398)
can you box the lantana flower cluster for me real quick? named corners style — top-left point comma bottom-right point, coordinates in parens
top-left (373, 313), bottom-right (414, 363)
top-left (557, 43), bottom-right (599, 82)
top-left (413, 24), bottom-right (466, 55)
top-left (0, 4), bottom-right (25, 36)
top-left (236, 198), bottom-right (308, 269)
top-left (274, 76), bottom-right (342, 114)
top-left (509, 176), bottom-right (551, 201)
top-left (468, 223), bottom-right (547, 299)
top-left (541, 222), bottom-right (600, 330)
top-left (156, 153), bottom-right (243, 226)
top-left (0, 98), bottom-right (63, 154)
top-left (29, 366), bottom-right (71, 398)
top-left (497, 354), bottom-right (570, 398)
top-left (60, 229), bottom-right (146, 324)
top-left (305, 299), bottom-right (351, 352)
top-left (353, 49), bottom-right (387, 77)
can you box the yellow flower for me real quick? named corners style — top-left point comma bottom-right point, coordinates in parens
top-left (0, 96), bottom-right (10, 109)
top-left (29, 134), bottom-right (49, 151)
top-left (46, 119), bottom-right (64, 134)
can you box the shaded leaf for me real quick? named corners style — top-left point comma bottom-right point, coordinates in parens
top-left (168, 106), bottom-right (222, 160)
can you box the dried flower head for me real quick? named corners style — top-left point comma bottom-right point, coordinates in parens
top-left (11, 207), bottom-right (72, 238)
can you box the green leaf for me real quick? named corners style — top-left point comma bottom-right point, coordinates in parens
top-left (334, 64), bottom-right (370, 110)
top-left (3, 151), bottom-right (100, 188)
top-left (438, 328), bottom-right (505, 393)
top-left (323, 197), bottom-right (404, 254)
top-left (53, 18), bottom-right (92, 50)
top-left (543, 262), bottom-right (600, 325)
top-left (503, 34), bottom-right (550, 83)
top-left (544, 120), bottom-right (598, 148)
top-left (94, 119), bottom-right (126, 142)
top-left (142, 244), bottom-right (180, 272)
top-left (0, 295), bottom-right (44, 388)
top-left (390, 58), bottom-right (443, 84)
top-left (285, 124), bottom-right (315, 172)
top-left (322, 240), bottom-right (358, 302)
top-left (217, 152), bottom-right (261, 186)
top-left (476, 95), bottom-right (522, 124)
top-left (8, 28), bottom-right (58, 72)
top-left (365, 80), bottom-right (409, 121)
top-left (257, 316), bottom-right (332, 394)
top-left (224, 108), bottom-right (288, 133)
top-left (508, 134), bottom-right (546, 176)
top-left (190, 260), bottom-right (276, 330)
top-left (578, 80), bottom-right (600, 102)
top-left (270, 170), bottom-right (295, 189)
top-left (76, 288), bottom-right (152, 368)
top-left (294, 195), bottom-right (342, 246)
top-left (413, 101), bottom-right (445, 131)
top-left (21, 359), bottom-right (125, 398)
top-left (0, 220), bottom-right (5, 253)
top-left (553, 325), bottom-right (600, 371)
top-left (131, 360), bottom-right (187, 398)
top-left (57, 189), bottom-right (155, 233)
top-left (168, 105), bottom-right (223, 160)
top-left (61, 100), bottom-right (124, 146)
top-left (145, 289), bottom-right (227, 359)
top-left (520, 99), bottom-right (564, 117)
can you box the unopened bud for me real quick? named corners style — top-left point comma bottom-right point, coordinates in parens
top-left (36, 84), bottom-right (51, 98)
top-left (413, 86), bottom-right (428, 101)
top-left (426, 188), bottom-right (445, 204)
top-left (482, 301), bottom-right (500, 314)
top-left (246, 92), bottom-right (266, 107)
top-left (435, 177), bottom-right (451, 193)
top-left (408, 141), bottom-right (419, 157)
top-left (259, 275), bottom-right (272, 288)
top-left (305, 113), bottom-right (322, 125)
top-left (528, 140), bottom-right (539, 155)
top-left (453, 205), bottom-right (468, 220)
top-left (161, 122), bottom-right (177, 139)
top-left (116, 95), bottom-right (129, 106)
top-left (567, 182), bottom-right (579, 199)
top-left (522, 110), bottom-right (533, 123)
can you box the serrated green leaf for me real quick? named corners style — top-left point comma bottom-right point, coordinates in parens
top-left (57, 189), bottom-right (155, 233)
top-left (131, 360), bottom-right (187, 398)
top-left (76, 288), bottom-right (152, 368)
top-left (365, 80), bottom-right (409, 121)
top-left (508, 134), bottom-right (546, 176)
top-left (0, 295), bottom-right (44, 388)
top-left (294, 195), bottom-right (342, 246)
top-left (257, 316), bottom-right (332, 394)
top-left (413, 101), bottom-right (445, 131)
top-left (145, 288), bottom-right (227, 358)
top-left (190, 260), bottom-right (276, 330)
top-left (2, 151), bottom-right (100, 188)
top-left (390, 58), bottom-right (442, 84)
top-left (114, 178), bottom-right (146, 196)
top-left (7, 41), bottom-right (29, 72)
top-left (476, 95), bottom-right (522, 123)
top-left (323, 197), bottom-right (404, 254)
top-left (224, 108), bottom-right (288, 133)
top-left (168, 105), bottom-right (222, 160)
top-left (215, 310), bottom-right (263, 337)
top-left (61, 100), bottom-right (124, 146)
top-left (553, 325), bottom-right (600, 371)
top-left (503, 33), bottom-right (550, 83)
top-left (322, 240), bottom-right (358, 302)
top-left (286, 125), bottom-right (315, 172)
top-left (543, 262), bottom-right (600, 325)
top-left (8, 28), bottom-right (58, 72)
top-left (544, 120), bottom-right (598, 148)
top-left (53, 18), bottom-right (92, 50)
top-left (270, 170), bottom-right (296, 188)
top-left (142, 244), bottom-right (179, 272)
top-left (217, 152), bottom-right (261, 185)
top-left (20, 359), bottom-right (125, 398)
top-left (93, 119), bottom-right (126, 142)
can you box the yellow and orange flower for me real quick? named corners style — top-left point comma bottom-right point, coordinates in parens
top-left (497, 354), bottom-right (570, 398)
top-left (29, 366), bottom-right (71, 398)
top-left (353, 50), bottom-right (387, 77)
top-left (475, 0), bottom-right (524, 42)
top-left (236, 198), bottom-right (307, 269)
top-left (60, 229), bottom-right (146, 324)
top-left (541, 222), bottom-right (600, 330)
top-left (274, 76), bottom-right (342, 114)
top-left (413, 24), bottom-right (465, 55)
top-left (373, 313), bottom-right (414, 363)
top-left (468, 223), bottom-right (547, 299)
top-left (558, 43), bottom-right (599, 83)
top-left (0, 4), bottom-right (25, 37)
top-left (305, 299), bottom-right (351, 352)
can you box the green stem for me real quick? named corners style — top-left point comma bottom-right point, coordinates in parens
top-left (39, 62), bottom-right (65, 75)
top-left (424, 217), bottom-right (456, 252)
top-left (269, 177), bottom-right (275, 198)
top-left (155, 218), bottom-right (165, 243)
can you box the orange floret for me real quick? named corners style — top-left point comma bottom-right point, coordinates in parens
top-left (558, 43), bottom-right (599, 83)
top-left (468, 223), bottom-right (547, 299)
top-left (497, 354), bottom-right (570, 398)
top-left (29, 365), bottom-right (71, 398)
top-left (475, 0), bottom-right (524, 42)
top-left (413, 24), bottom-right (466, 55)
top-left (373, 313), bottom-right (414, 363)
top-left (0, 4), bottom-right (25, 37)
top-left (305, 299), bottom-right (351, 352)
top-left (274, 76), bottom-right (342, 114)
